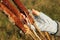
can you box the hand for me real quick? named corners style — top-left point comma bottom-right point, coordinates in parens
top-left (31, 9), bottom-right (57, 34)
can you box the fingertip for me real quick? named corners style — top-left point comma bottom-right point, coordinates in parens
top-left (32, 9), bottom-right (39, 16)
top-left (32, 9), bottom-right (36, 14)
top-left (32, 9), bottom-right (36, 12)
top-left (32, 9), bottom-right (35, 11)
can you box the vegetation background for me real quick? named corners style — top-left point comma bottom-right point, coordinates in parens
top-left (0, 0), bottom-right (60, 40)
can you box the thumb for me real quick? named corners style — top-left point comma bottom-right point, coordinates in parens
top-left (32, 9), bottom-right (40, 16)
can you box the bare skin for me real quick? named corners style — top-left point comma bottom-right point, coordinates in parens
top-left (32, 9), bottom-right (40, 16)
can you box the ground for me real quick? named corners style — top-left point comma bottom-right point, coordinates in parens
top-left (0, 0), bottom-right (60, 40)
